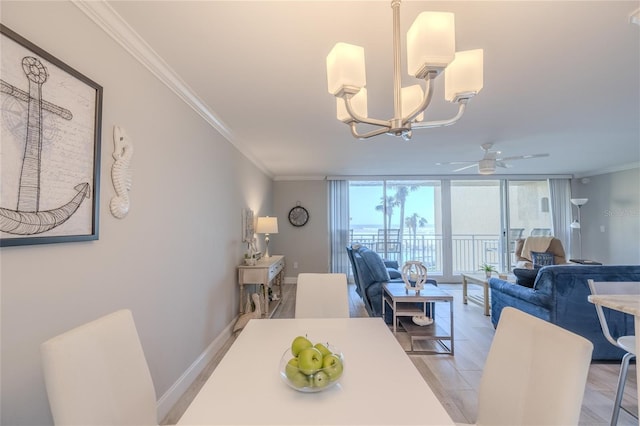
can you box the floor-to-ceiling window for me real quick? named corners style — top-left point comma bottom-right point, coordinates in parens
top-left (348, 180), bottom-right (442, 273)
top-left (343, 178), bottom-right (552, 281)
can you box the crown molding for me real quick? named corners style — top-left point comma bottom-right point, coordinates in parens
top-left (574, 162), bottom-right (640, 179)
top-left (72, 0), bottom-right (273, 178)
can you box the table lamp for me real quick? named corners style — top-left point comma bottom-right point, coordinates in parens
top-left (256, 216), bottom-right (278, 258)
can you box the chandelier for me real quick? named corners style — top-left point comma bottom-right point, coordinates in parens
top-left (326, 0), bottom-right (483, 141)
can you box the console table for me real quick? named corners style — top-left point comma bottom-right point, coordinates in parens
top-left (238, 255), bottom-right (285, 318)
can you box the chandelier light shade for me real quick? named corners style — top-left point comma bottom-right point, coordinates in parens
top-left (445, 49), bottom-right (484, 102)
top-left (326, 0), bottom-right (483, 141)
top-left (406, 11), bottom-right (455, 77)
top-left (337, 88), bottom-right (368, 122)
top-left (326, 43), bottom-right (366, 97)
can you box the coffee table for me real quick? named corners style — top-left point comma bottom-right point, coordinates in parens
top-left (382, 283), bottom-right (454, 355)
top-left (462, 272), bottom-right (515, 316)
top-left (461, 272), bottom-right (493, 316)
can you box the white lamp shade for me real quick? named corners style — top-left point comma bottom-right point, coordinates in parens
top-left (401, 85), bottom-right (424, 122)
top-left (326, 42), bottom-right (366, 95)
top-left (570, 220), bottom-right (581, 229)
top-left (256, 216), bottom-right (278, 234)
top-left (570, 198), bottom-right (589, 206)
top-left (444, 49), bottom-right (484, 102)
top-left (407, 11), bottom-right (455, 76)
top-left (337, 88), bottom-right (368, 122)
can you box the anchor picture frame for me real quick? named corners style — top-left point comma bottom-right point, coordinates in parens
top-left (0, 25), bottom-right (102, 246)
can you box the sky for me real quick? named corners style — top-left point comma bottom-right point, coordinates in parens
top-left (349, 183), bottom-right (435, 228)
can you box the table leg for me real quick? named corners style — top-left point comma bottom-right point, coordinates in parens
top-left (239, 283), bottom-right (245, 314)
top-left (450, 299), bottom-right (455, 355)
top-left (483, 280), bottom-right (490, 316)
top-left (636, 316), bottom-right (640, 414)
top-left (393, 300), bottom-right (397, 334)
top-left (262, 284), bottom-right (269, 318)
top-left (462, 276), bottom-right (468, 304)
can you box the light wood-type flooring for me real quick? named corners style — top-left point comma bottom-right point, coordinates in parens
top-left (162, 282), bottom-right (638, 425)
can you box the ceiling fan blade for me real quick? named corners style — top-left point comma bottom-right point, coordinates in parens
top-left (452, 164), bottom-right (478, 172)
top-left (436, 161), bottom-right (476, 166)
top-left (498, 153), bottom-right (550, 161)
top-left (496, 161), bottom-right (513, 168)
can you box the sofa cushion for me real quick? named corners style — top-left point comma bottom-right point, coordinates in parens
top-left (357, 247), bottom-right (391, 283)
top-left (513, 268), bottom-right (538, 288)
top-left (531, 251), bottom-right (555, 268)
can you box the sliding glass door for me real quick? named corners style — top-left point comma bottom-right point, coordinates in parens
top-left (348, 180), bottom-right (441, 273)
top-left (450, 180), bottom-right (501, 274)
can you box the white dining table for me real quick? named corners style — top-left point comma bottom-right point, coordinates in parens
top-left (177, 317), bottom-right (454, 425)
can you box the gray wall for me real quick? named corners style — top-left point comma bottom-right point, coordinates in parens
top-left (0, 2), bottom-right (273, 425)
top-left (571, 167), bottom-right (640, 264)
top-left (275, 170), bottom-right (640, 283)
top-left (272, 180), bottom-right (330, 279)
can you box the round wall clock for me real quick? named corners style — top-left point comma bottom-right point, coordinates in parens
top-left (288, 205), bottom-right (309, 227)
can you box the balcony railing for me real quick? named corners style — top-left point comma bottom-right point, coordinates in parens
top-left (349, 232), bottom-right (502, 274)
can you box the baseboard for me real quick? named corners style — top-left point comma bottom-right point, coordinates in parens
top-left (156, 319), bottom-right (235, 421)
top-left (284, 276), bottom-right (297, 285)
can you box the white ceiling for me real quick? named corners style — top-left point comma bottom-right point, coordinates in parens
top-left (106, 1), bottom-right (640, 179)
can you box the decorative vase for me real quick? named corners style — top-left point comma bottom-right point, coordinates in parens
top-left (485, 271), bottom-right (492, 278)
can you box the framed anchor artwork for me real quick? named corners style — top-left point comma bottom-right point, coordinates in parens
top-left (0, 25), bottom-right (102, 246)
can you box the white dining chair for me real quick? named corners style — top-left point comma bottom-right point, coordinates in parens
top-left (295, 273), bottom-right (349, 318)
top-left (588, 279), bottom-right (640, 425)
top-left (467, 307), bottom-right (593, 426)
top-left (41, 309), bottom-right (158, 426)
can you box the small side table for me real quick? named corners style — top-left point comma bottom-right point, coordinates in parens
top-left (383, 283), bottom-right (454, 355)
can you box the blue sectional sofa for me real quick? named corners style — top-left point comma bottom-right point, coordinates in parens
top-left (490, 264), bottom-right (640, 360)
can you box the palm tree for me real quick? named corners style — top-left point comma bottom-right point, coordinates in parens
top-left (390, 184), bottom-right (419, 262)
top-left (375, 195), bottom-right (398, 230)
top-left (405, 213), bottom-right (428, 260)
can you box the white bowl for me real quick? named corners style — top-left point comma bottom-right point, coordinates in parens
top-left (279, 345), bottom-right (344, 393)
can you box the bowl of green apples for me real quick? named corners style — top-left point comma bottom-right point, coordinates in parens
top-left (279, 335), bottom-right (344, 393)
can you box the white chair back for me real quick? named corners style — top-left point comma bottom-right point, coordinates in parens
top-left (476, 307), bottom-right (593, 426)
top-left (41, 309), bottom-right (158, 425)
top-left (295, 273), bottom-right (349, 318)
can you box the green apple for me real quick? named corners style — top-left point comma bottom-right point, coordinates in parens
top-left (291, 336), bottom-right (312, 357)
top-left (322, 354), bottom-right (343, 381)
top-left (285, 357), bottom-right (300, 379)
top-left (312, 370), bottom-right (330, 388)
top-left (314, 343), bottom-right (332, 357)
top-left (297, 347), bottom-right (323, 375)
top-left (288, 370), bottom-right (311, 388)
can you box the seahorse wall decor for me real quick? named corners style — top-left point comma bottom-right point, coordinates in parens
top-left (110, 126), bottom-right (133, 219)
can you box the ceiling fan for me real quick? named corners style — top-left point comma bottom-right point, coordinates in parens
top-left (436, 143), bottom-right (550, 175)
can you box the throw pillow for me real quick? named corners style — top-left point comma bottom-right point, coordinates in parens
top-left (387, 268), bottom-right (401, 279)
top-left (513, 268), bottom-right (538, 288)
top-left (531, 251), bottom-right (554, 268)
